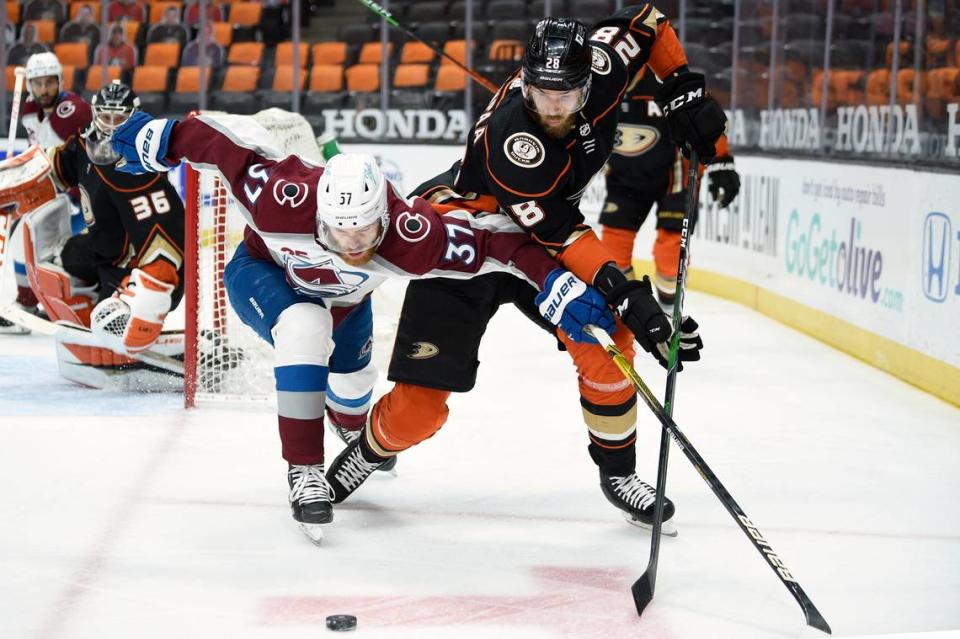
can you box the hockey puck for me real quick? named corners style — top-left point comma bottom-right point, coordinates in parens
top-left (325, 614), bottom-right (357, 632)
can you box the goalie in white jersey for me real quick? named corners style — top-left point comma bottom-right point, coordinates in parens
top-left (111, 110), bottom-right (616, 544)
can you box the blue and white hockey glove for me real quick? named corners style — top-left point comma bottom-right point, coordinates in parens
top-left (112, 111), bottom-right (178, 174)
top-left (536, 268), bottom-right (616, 344)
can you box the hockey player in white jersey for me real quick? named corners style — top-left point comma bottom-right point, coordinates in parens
top-left (110, 110), bottom-right (616, 544)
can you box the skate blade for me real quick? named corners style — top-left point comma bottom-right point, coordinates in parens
top-left (298, 522), bottom-right (326, 546)
top-left (622, 511), bottom-right (678, 537)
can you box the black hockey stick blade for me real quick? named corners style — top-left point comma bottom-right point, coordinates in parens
top-left (631, 575), bottom-right (654, 616)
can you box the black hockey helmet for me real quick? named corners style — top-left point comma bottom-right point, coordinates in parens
top-left (91, 79), bottom-right (140, 136)
top-left (522, 18), bottom-right (592, 103)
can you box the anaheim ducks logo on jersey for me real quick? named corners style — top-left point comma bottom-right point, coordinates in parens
top-left (591, 47), bottom-right (612, 75)
top-left (407, 342), bottom-right (439, 359)
top-left (503, 132), bottom-right (545, 168)
top-left (284, 254), bottom-right (369, 298)
top-left (613, 124), bottom-right (660, 157)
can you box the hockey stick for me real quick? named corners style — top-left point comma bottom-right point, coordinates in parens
top-left (353, 0), bottom-right (500, 93)
top-left (584, 324), bottom-right (832, 635)
top-left (0, 67), bottom-right (26, 325)
top-left (632, 149), bottom-right (700, 613)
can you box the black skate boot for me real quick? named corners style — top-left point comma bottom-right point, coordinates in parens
top-left (326, 409), bottom-right (397, 473)
top-left (288, 463), bottom-right (333, 545)
top-left (599, 471), bottom-right (678, 536)
top-left (326, 435), bottom-right (391, 503)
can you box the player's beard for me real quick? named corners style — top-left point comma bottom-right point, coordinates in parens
top-left (37, 92), bottom-right (57, 110)
top-left (538, 112), bottom-right (576, 139)
top-left (338, 247), bottom-right (377, 267)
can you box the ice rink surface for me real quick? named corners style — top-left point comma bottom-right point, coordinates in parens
top-left (2, 289), bottom-right (958, 639)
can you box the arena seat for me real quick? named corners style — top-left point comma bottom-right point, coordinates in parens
top-left (83, 65), bottom-right (122, 93)
top-left (345, 63), bottom-right (380, 92)
top-left (54, 42), bottom-right (90, 70)
top-left (143, 42), bottom-right (181, 68)
top-left (400, 42), bottom-right (435, 65)
top-left (276, 42), bottom-right (310, 67)
top-left (312, 42), bottom-right (347, 66)
top-left (309, 64), bottom-right (344, 92)
top-left (358, 42), bottom-right (393, 64)
top-left (227, 42), bottom-right (264, 66)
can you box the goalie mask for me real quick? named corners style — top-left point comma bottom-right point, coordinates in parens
top-left (315, 153), bottom-right (389, 264)
top-left (85, 80), bottom-right (141, 165)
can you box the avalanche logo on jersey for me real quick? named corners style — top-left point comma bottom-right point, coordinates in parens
top-left (284, 254), bottom-right (369, 298)
top-left (56, 100), bottom-right (76, 118)
top-left (273, 179), bottom-right (309, 208)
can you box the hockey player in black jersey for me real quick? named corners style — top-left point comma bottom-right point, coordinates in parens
top-left (325, 8), bottom-right (724, 534)
top-left (39, 80), bottom-right (184, 353)
top-left (600, 64), bottom-right (740, 310)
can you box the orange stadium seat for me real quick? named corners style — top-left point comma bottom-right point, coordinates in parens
top-left (440, 40), bottom-right (473, 66)
top-left (212, 22), bottom-right (232, 47)
top-left (229, 2), bottom-right (261, 25)
top-left (345, 64), bottom-right (379, 92)
top-left (312, 42), bottom-right (347, 66)
top-left (220, 65), bottom-right (260, 92)
top-left (400, 42), bottom-right (435, 64)
top-left (143, 42), bottom-right (181, 68)
top-left (393, 63), bottom-right (429, 89)
top-left (488, 39), bottom-right (524, 61)
top-left (926, 36), bottom-right (953, 67)
top-left (309, 64), bottom-right (343, 92)
top-left (175, 66), bottom-right (210, 92)
top-left (61, 65), bottom-right (76, 91)
top-left (925, 67), bottom-right (960, 119)
top-left (84, 65), bottom-right (122, 92)
top-left (5, 66), bottom-right (15, 91)
top-left (276, 42), bottom-right (309, 67)
top-left (832, 70), bottom-right (864, 107)
top-left (865, 69), bottom-right (890, 106)
top-left (132, 65), bottom-right (170, 92)
top-left (227, 42), bottom-right (263, 66)
top-left (434, 65), bottom-right (466, 91)
top-left (69, 2), bottom-right (101, 22)
top-left (149, 1), bottom-right (183, 23)
top-left (54, 42), bottom-right (90, 70)
top-left (896, 69), bottom-right (925, 105)
top-left (358, 42), bottom-right (393, 64)
top-left (271, 65), bottom-right (307, 91)
top-left (885, 41), bottom-right (910, 65)
top-left (26, 20), bottom-right (56, 43)
top-left (6, 2), bottom-right (20, 25)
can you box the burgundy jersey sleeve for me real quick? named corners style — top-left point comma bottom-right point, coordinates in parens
top-left (376, 189), bottom-right (556, 289)
top-left (49, 93), bottom-right (92, 142)
top-left (167, 113), bottom-right (320, 235)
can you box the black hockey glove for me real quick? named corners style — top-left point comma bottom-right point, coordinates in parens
top-left (708, 156), bottom-right (740, 208)
top-left (603, 275), bottom-right (674, 369)
top-left (654, 316), bottom-right (703, 371)
top-left (655, 71), bottom-right (727, 163)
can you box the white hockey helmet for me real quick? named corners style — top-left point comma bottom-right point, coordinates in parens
top-left (25, 52), bottom-right (63, 89)
top-left (315, 153), bottom-right (389, 256)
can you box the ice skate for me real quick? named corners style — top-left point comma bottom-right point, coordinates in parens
top-left (326, 412), bottom-right (397, 475)
top-left (326, 436), bottom-right (389, 503)
top-left (599, 472), bottom-right (678, 536)
top-left (287, 463), bottom-right (333, 545)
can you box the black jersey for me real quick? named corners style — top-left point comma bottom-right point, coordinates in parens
top-left (453, 4), bottom-right (688, 281)
top-left (50, 135), bottom-right (185, 297)
top-left (607, 66), bottom-right (677, 189)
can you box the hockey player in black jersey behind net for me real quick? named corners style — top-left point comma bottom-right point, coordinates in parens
top-left (322, 8), bottom-right (724, 535)
top-left (600, 64), bottom-right (740, 311)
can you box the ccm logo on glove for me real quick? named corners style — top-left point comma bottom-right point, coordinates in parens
top-left (662, 86), bottom-right (704, 115)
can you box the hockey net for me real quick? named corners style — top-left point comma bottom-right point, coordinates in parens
top-left (183, 109), bottom-right (328, 407)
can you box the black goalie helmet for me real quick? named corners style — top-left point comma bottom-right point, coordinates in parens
top-left (91, 79), bottom-right (140, 137)
top-left (85, 80), bottom-right (140, 165)
top-left (521, 18), bottom-right (592, 112)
